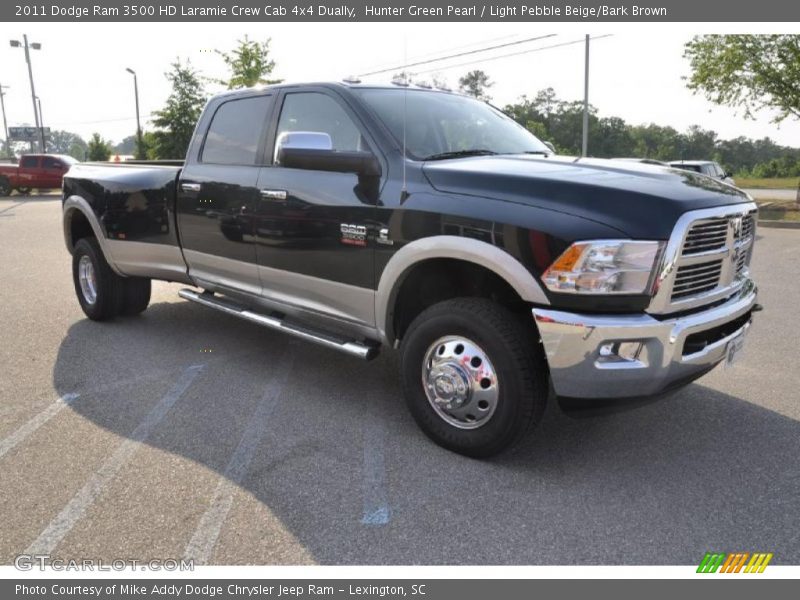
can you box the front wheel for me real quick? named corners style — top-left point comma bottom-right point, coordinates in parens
top-left (400, 298), bottom-right (548, 458)
top-left (0, 177), bottom-right (11, 196)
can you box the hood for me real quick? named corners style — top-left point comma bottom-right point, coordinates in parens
top-left (422, 155), bottom-right (751, 239)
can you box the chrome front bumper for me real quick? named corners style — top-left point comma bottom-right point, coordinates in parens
top-left (532, 279), bottom-right (758, 399)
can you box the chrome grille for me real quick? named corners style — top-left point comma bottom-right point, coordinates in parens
top-left (648, 203), bottom-right (757, 314)
top-left (682, 219), bottom-right (728, 255)
top-left (671, 260), bottom-right (723, 300)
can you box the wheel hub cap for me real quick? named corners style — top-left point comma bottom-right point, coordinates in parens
top-left (422, 336), bottom-right (499, 430)
top-left (78, 255), bottom-right (98, 305)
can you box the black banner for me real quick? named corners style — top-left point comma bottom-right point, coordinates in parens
top-left (4, 579), bottom-right (799, 600)
top-left (3, 0), bottom-right (799, 22)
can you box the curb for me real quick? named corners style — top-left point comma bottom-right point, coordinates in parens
top-left (758, 220), bottom-right (800, 229)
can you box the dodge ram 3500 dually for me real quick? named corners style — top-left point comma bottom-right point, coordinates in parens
top-left (62, 82), bottom-right (760, 457)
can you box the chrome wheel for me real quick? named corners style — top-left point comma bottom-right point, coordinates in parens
top-left (421, 335), bottom-right (499, 429)
top-left (78, 255), bottom-right (98, 305)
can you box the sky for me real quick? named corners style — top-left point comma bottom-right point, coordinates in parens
top-left (1, 22), bottom-right (798, 149)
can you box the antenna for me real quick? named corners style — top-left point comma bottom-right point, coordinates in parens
top-left (401, 36), bottom-right (408, 202)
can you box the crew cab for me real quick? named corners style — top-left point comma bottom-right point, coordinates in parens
top-left (0, 153), bottom-right (78, 195)
top-left (61, 82), bottom-right (760, 457)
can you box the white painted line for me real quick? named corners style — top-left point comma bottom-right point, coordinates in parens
top-left (25, 364), bottom-right (205, 556)
top-left (0, 365), bottom-right (193, 463)
top-left (183, 353), bottom-right (295, 565)
top-left (0, 394), bottom-right (80, 460)
top-left (361, 418), bottom-right (391, 526)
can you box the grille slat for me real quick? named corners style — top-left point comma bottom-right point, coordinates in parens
top-left (670, 258), bottom-right (723, 301)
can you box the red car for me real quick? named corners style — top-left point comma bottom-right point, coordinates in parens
top-left (0, 154), bottom-right (79, 196)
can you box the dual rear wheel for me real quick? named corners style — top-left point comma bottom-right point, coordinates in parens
top-left (72, 237), bottom-right (151, 321)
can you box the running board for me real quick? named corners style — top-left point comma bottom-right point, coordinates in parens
top-left (178, 289), bottom-right (379, 360)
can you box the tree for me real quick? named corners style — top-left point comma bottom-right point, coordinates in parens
top-left (113, 135), bottom-right (137, 155)
top-left (684, 35), bottom-right (800, 123)
top-left (151, 60), bottom-right (206, 159)
top-left (458, 70), bottom-right (493, 101)
top-left (215, 36), bottom-right (282, 89)
top-left (87, 133), bottom-right (112, 161)
top-left (48, 130), bottom-right (87, 158)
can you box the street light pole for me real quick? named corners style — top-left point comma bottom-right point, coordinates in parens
top-left (125, 68), bottom-right (143, 158)
top-left (35, 96), bottom-right (47, 153)
top-left (0, 84), bottom-right (10, 158)
top-left (582, 34), bottom-right (590, 158)
top-left (10, 35), bottom-right (44, 153)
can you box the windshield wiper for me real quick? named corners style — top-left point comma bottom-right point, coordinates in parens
top-left (521, 150), bottom-right (551, 156)
top-left (422, 149), bottom-right (498, 161)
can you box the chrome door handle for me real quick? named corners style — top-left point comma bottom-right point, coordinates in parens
top-left (260, 189), bottom-right (287, 200)
top-left (181, 182), bottom-right (201, 192)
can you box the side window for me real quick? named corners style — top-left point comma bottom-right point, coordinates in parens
top-left (275, 93), bottom-right (363, 154)
top-left (20, 156), bottom-right (38, 168)
top-left (42, 157), bottom-right (63, 169)
top-left (201, 95), bottom-right (273, 165)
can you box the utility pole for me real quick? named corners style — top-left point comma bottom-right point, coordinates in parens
top-left (582, 34), bottom-right (590, 158)
top-left (36, 96), bottom-right (46, 152)
top-left (125, 68), bottom-right (143, 158)
top-left (10, 35), bottom-right (44, 152)
top-left (0, 84), bottom-right (10, 158)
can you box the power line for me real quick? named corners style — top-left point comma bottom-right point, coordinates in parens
top-left (356, 32), bottom-right (534, 75)
top-left (413, 34), bottom-right (613, 75)
top-left (358, 33), bottom-right (557, 77)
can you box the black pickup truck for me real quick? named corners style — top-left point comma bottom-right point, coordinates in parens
top-left (62, 82), bottom-right (759, 457)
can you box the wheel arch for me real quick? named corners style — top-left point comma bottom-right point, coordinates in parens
top-left (63, 196), bottom-right (124, 275)
top-left (376, 236), bottom-right (549, 344)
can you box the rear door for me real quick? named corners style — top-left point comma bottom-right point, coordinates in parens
top-left (176, 93), bottom-right (275, 296)
top-left (18, 155), bottom-right (40, 188)
top-left (41, 156), bottom-right (67, 188)
top-left (252, 88), bottom-right (382, 327)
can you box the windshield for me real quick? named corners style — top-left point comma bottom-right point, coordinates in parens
top-left (61, 155), bottom-right (79, 165)
top-left (355, 88), bottom-right (551, 160)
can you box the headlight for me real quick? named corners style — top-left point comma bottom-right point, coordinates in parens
top-left (542, 240), bottom-right (663, 294)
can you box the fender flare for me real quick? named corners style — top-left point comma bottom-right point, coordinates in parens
top-left (375, 235), bottom-right (550, 343)
top-left (62, 195), bottom-right (124, 275)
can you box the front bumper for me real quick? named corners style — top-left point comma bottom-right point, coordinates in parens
top-left (532, 279), bottom-right (758, 399)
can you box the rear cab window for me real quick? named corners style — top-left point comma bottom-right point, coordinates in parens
top-left (201, 95), bottom-right (274, 165)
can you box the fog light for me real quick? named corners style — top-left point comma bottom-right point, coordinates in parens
top-left (598, 341), bottom-right (643, 361)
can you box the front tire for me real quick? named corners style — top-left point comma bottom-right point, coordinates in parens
top-left (0, 177), bottom-right (10, 196)
top-left (400, 298), bottom-right (548, 458)
top-left (72, 237), bottom-right (124, 321)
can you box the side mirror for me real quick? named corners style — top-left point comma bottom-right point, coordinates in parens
top-left (276, 131), bottom-right (381, 177)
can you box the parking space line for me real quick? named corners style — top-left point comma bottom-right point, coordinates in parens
top-left (0, 366), bottom-right (199, 463)
top-left (0, 393), bottom-right (80, 460)
top-left (361, 418), bottom-right (390, 526)
top-left (183, 352), bottom-right (295, 565)
top-left (24, 364), bottom-right (205, 556)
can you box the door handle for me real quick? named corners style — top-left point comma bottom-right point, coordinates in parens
top-left (181, 182), bottom-right (201, 193)
top-left (260, 189), bottom-right (287, 200)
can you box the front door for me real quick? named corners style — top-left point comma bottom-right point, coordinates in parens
top-left (253, 90), bottom-right (381, 327)
top-left (176, 93), bottom-right (274, 296)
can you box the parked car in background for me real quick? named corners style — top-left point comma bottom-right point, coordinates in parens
top-left (0, 153), bottom-right (79, 196)
top-left (669, 160), bottom-right (735, 186)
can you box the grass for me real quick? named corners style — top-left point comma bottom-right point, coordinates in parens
top-left (759, 206), bottom-right (800, 222)
top-left (734, 177), bottom-right (800, 190)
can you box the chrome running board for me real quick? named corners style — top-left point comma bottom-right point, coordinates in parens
top-left (178, 288), bottom-right (379, 360)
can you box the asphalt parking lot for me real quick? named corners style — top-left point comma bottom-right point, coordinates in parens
top-left (1, 194), bottom-right (799, 566)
